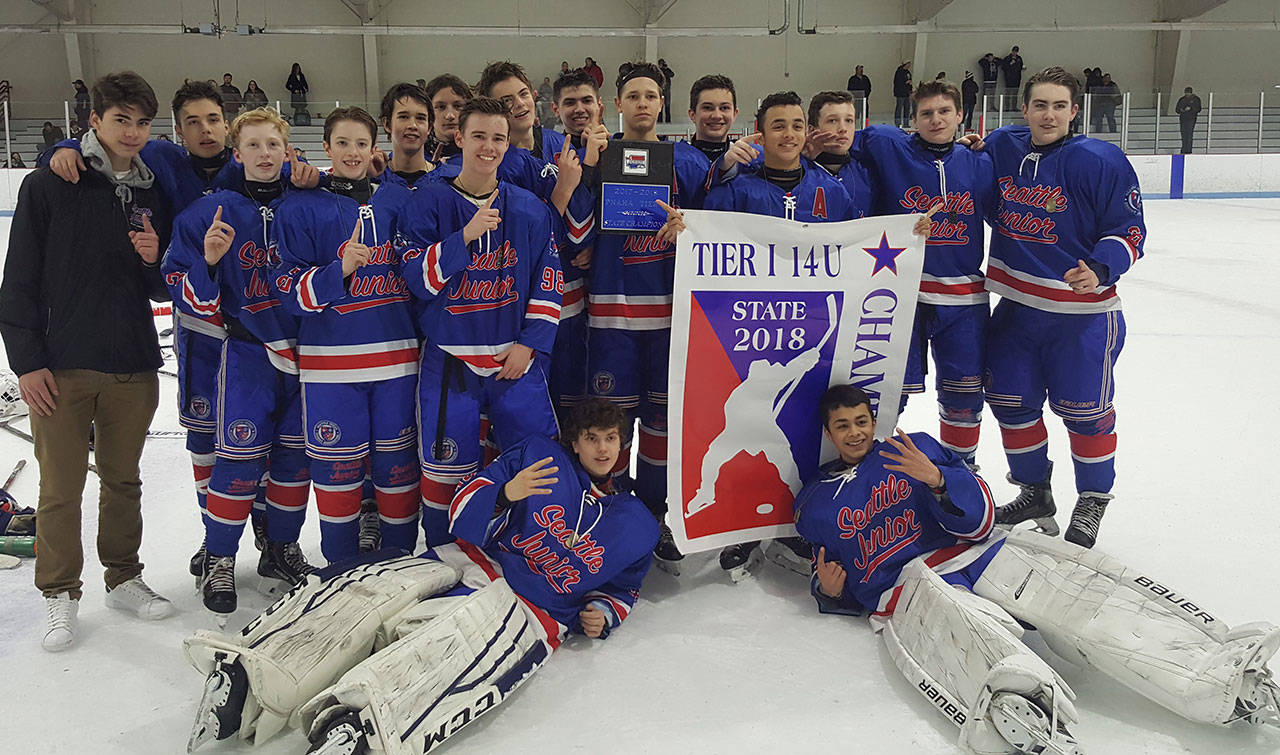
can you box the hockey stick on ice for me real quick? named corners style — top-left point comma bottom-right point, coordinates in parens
top-left (3, 459), bottom-right (25, 490)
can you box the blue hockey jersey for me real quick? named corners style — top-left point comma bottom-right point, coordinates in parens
top-left (588, 140), bottom-right (710, 331)
top-left (853, 126), bottom-right (997, 306)
top-left (448, 435), bottom-right (658, 635)
top-left (162, 189), bottom-right (300, 374)
top-left (983, 126), bottom-right (1146, 314)
top-left (705, 160), bottom-right (856, 222)
top-left (273, 182), bottom-right (420, 383)
top-left (399, 180), bottom-right (563, 376)
top-left (793, 432), bottom-right (997, 616)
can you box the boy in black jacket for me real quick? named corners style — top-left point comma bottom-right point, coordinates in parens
top-left (0, 71), bottom-right (175, 652)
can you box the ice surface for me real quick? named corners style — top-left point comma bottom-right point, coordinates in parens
top-left (1, 200), bottom-right (1279, 754)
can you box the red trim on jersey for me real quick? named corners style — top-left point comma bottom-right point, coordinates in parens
top-left (450, 477), bottom-right (494, 521)
top-left (986, 265), bottom-right (1115, 304)
top-left (243, 299), bottom-right (281, 314)
top-left (420, 474), bottom-right (460, 507)
top-left (637, 427), bottom-right (667, 463)
top-left (315, 487), bottom-right (361, 518)
top-left (526, 301), bottom-right (561, 321)
top-left (205, 492), bottom-right (253, 522)
top-left (332, 294), bottom-right (411, 314)
top-left (588, 301), bottom-right (673, 320)
top-left (425, 243), bottom-right (448, 294)
top-left (939, 421), bottom-right (981, 449)
top-left (919, 279), bottom-right (986, 296)
top-left (297, 347), bottom-right (420, 372)
top-left (858, 532), bottom-right (921, 584)
top-left (872, 584), bottom-right (904, 618)
top-left (443, 292), bottom-right (520, 315)
top-left (297, 268), bottom-right (324, 312)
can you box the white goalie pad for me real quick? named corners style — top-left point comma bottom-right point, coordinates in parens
top-left (299, 577), bottom-right (549, 755)
top-left (881, 559), bottom-right (1079, 755)
top-left (183, 555), bottom-right (461, 744)
top-left (974, 528), bottom-right (1280, 725)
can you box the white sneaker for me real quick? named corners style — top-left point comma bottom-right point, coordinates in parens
top-left (105, 576), bottom-right (175, 620)
top-left (43, 592), bottom-right (79, 652)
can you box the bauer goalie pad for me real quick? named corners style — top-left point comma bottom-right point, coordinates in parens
top-left (974, 528), bottom-right (1280, 726)
top-left (299, 577), bottom-right (549, 755)
top-left (881, 559), bottom-right (1081, 755)
top-left (184, 555), bottom-right (461, 745)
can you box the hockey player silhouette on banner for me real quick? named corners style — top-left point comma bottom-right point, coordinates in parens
top-left (687, 294), bottom-right (837, 517)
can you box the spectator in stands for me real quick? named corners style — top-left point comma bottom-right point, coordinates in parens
top-left (978, 53), bottom-right (998, 96)
top-left (286, 62), bottom-right (309, 122)
top-left (243, 79), bottom-right (268, 110)
top-left (961, 71), bottom-right (978, 131)
top-left (1176, 86), bottom-right (1202, 154)
top-left (659, 59), bottom-right (675, 122)
top-left (1093, 73), bottom-right (1119, 133)
top-left (7, 152), bottom-right (25, 168)
top-left (846, 64), bottom-right (871, 121)
top-left (537, 76), bottom-right (555, 126)
top-left (72, 79), bottom-right (90, 130)
top-left (219, 73), bottom-right (243, 121)
top-left (1001, 45), bottom-right (1024, 96)
top-left (42, 121), bottom-right (65, 153)
top-left (416, 78), bottom-right (427, 89)
top-left (69, 122), bottom-right (84, 141)
top-left (893, 61), bottom-right (913, 128)
top-left (1083, 67), bottom-right (1103, 94)
top-left (560, 61), bottom-right (570, 76)
top-left (584, 57), bottom-right (604, 89)
top-left (156, 134), bottom-right (171, 142)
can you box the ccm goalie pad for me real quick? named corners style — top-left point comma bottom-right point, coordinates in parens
top-left (881, 559), bottom-right (1083, 754)
top-left (299, 577), bottom-right (549, 755)
top-left (974, 528), bottom-right (1280, 727)
top-left (183, 555), bottom-right (461, 751)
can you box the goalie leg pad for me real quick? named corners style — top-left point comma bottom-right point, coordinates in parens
top-left (300, 578), bottom-right (549, 755)
top-left (880, 559), bottom-right (1079, 754)
top-left (183, 554), bottom-right (461, 743)
top-left (974, 528), bottom-right (1280, 725)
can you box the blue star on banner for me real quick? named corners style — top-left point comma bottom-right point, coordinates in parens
top-left (862, 233), bottom-right (905, 275)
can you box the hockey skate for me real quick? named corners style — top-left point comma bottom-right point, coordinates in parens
top-left (654, 524), bottom-right (684, 576)
top-left (765, 537), bottom-right (813, 576)
top-left (995, 465), bottom-right (1058, 537)
top-left (189, 541), bottom-right (208, 579)
top-left (719, 541), bottom-right (763, 582)
top-left (1063, 494), bottom-right (1111, 549)
top-left (257, 540), bottom-right (316, 596)
top-left (187, 655), bottom-right (249, 753)
top-left (357, 498), bottom-right (381, 553)
top-left (305, 710), bottom-right (368, 755)
top-left (251, 515), bottom-right (268, 552)
top-left (988, 692), bottom-right (1085, 755)
top-left (1228, 627), bottom-right (1280, 728)
top-left (200, 555), bottom-right (237, 628)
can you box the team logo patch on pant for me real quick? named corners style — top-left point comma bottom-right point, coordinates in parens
top-left (189, 395), bottom-right (211, 419)
top-left (592, 371), bottom-right (616, 395)
top-left (228, 419), bottom-right (258, 445)
top-left (432, 437), bottom-right (459, 463)
top-left (312, 420), bottom-right (342, 446)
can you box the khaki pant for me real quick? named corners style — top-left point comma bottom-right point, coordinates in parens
top-left (31, 369), bottom-right (158, 599)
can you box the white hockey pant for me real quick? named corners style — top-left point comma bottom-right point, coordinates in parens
top-left (183, 555), bottom-right (462, 745)
top-left (881, 558), bottom-right (1080, 755)
top-left (299, 577), bottom-right (549, 755)
top-left (974, 528), bottom-right (1280, 726)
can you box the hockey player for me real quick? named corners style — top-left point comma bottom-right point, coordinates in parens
top-left (477, 61), bottom-right (565, 161)
top-left (399, 96), bottom-right (564, 548)
top-left (273, 106), bottom-right (421, 565)
top-left (552, 68), bottom-right (603, 150)
top-left (795, 384), bottom-right (1280, 754)
top-left (686, 74), bottom-right (740, 165)
top-left (184, 398), bottom-right (659, 754)
top-left (40, 82), bottom-right (320, 574)
top-left (424, 74), bottom-right (471, 162)
top-left (703, 90), bottom-right (854, 578)
top-left (163, 108), bottom-right (314, 621)
top-left (980, 67), bottom-right (1145, 547)
top-left (847, 80), bottom-right (996, 469)
top-left (587, 61), bottom-right (711, 571)
top-left (804, 90), bottom-right (875, 219)
top-left (374, 82), bottom-right (444, 191)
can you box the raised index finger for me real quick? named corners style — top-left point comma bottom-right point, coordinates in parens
top-left (213, 205), bottom-right (223, 224)
top-left (747, 132), bottom-right (763, 144)
top-left (350, 217), bottom-right (363, 243)
top-left (655, 199), bottom-right (678, 216)
top-left (924, 200), bottom-right (945, 219)
top-left (481, 190), bottom-right (498, 210)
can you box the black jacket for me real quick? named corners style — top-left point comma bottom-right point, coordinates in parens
top-left (846, 74), bottom-right (872, 97)
top-left (893, 66), bottom-right (913, 97)
top-left (978, 58), bottom-right (998, 83)
top-left (962, 77), bottom-right (979, 102)
top-left (1001, 54), bottom-right (1024, 86)
top-left (0, 168), bottom-right (171, 376)
top-left (1176, 94), bottom-right (1202, 120)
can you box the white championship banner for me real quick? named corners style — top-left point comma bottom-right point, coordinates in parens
top-left (667, 209), bottom-right (926, 554)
